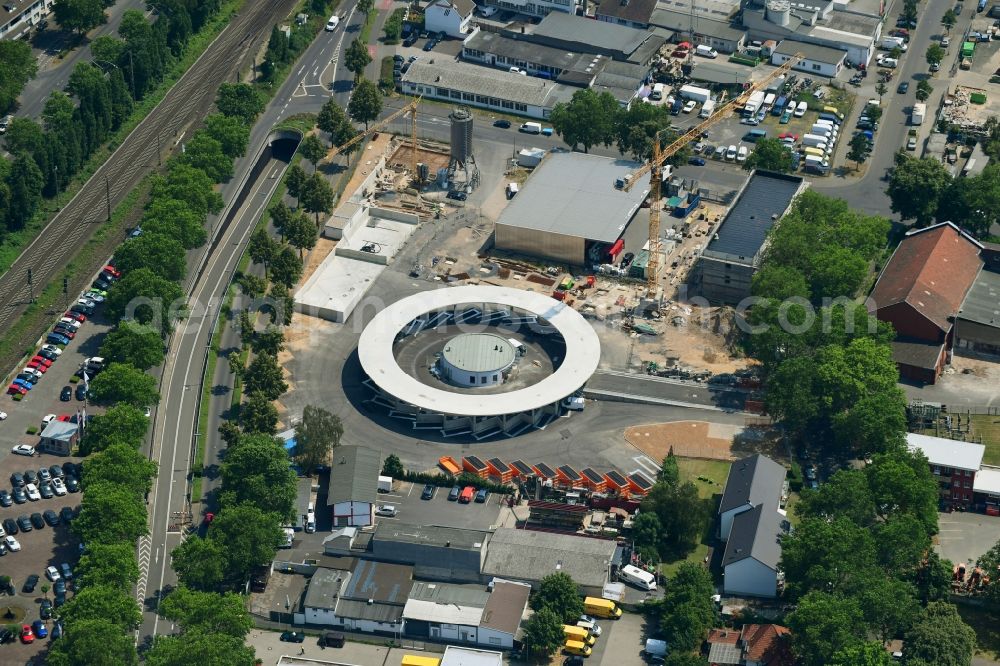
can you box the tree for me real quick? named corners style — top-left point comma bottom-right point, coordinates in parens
top-left (76, 543), bottom-right (140, 592)
top-left (530, 572), bottom-right (584, 623)
top-left (615, 102), bottom-right (675, 161)
top-left (247, 226), bottom-right (279, 272)
top-left (901, 0), bottom-right (918, 25)
top-left (382, 453), bottom-right (405, 478)
top-left (88, 362), bottom-right (160, 407)
top-left (942, 8), bottom-right (957, 31)
top-left (53, 0), bottom-right (107, 34)
top-left (81, 404), bottom-right (149, 454)
top-left (641, 479), bottom-right (706, 558)
top-left (295, 405), bottom-right (344, 473)
top-left (926, 43), bottom-right (945, 67)
top-left (142, 198), bottom-right (208, 249)
top-left (344, 38), bottom-right (372, 82)
top-left (659, 563), bottom-right (716, 652)
top-left (285, 211), bottom-right (319, 257)
top-left (59, 584), bottom-right (142, 630)
top-left (911, 551), bottom-right (953, 604)
top-left (238, 273), bottom-right (267, 298)
top-left (242, 352), bottom-right (287, 401)
top-left (358, 0), bottom-right (375, 13)
top-left (270, 244), bottom-right (303, 289)
top-left (180, 131), bottom-right (233, 183)
top-left (251, 327), bottom-right (284, 357)
top-left (171, 537), bottom-right (227, 590)
top-left (215, 82), bottom-right (264, 123)
top-left (787, 591), bottom-right (865, 666)
top-left (902, 601), bottom-right (975, 666)
top-left (549, 89), bottom-right (619, 153)
top-left (105, 267), bottom-right (186, 337)
top-left (150, 163), bottom-right (223, 217)
top-left (204, 113), bottom-right (250, 159)
top-left (0, 41), bottom-right (38, 114)
top-left (663, 656), bottom-right (709, 666)
top-left (887, 156), bottom-right (952, 226)
top-left (159, 586), bottom-right (254, 638)
top-left (522, 608), bottom-right (565, 658)
top-left (47, 619), bottom-right (138, 666)
top-left (74, 481), bottom-right (149, 544)
top-left (348, 78), bottom-right (382, 130)
top-left (207, 503), bottom-right (285, 584)
top-left (865, 449), bottom-right (939, 532)
top-left (847, 132), bottom-right (871, 170)
top-left (240, 391), bottom-right (278, 435)
top-left (743, 137), bottom-right (793, 172)
top-left (300, 133), bottom-right (327, 168)
top-left (832, 642), bottom-right (894, 666)
top-left (145, 632), bottom-right (256, 666)
top-left (318, 98), bottom-right (351, 136)
top-left (859, 575), bottom-right (920, 644)
top-left (82, 442), bottom-right (158, 497)
top-left (100, 323), bottom-right (166, 371)
top-left (942, 164), bottom-right (1000, 237)
top-left (6, 152), bottom-right (44, 230)
top-left (916, 79), bottom-right (933, 102)
top-left (875, 81), bottom-right (888, 102)
top-left (284, 165), bottom-right (307, 204)
top-left (658, 449), bottom-right (679, 486)
top-left (780, 517), bottom-right (878, 596)
top-left (632, 512), bottom-right (662, 559)
top-left (299, 173), bottom-right (334, 225)
top-left (113, 233), bottom-right (187, 281)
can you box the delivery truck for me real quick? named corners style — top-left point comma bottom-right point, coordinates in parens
top-left (679, 84), bottom-right (711, 103)
top-left (583, 597), bottom-right (622, 619)
top-left (695, 44), bottom-right (718, 58)
top-left (519, 121), bottom-right (542, 134)
top-left (743, 90), bottom-right (766, 116)
top-left (804, 154), bottom-right (830, 173)
top-left (620, 564), bottom-right (657, 591)
top-left (911, 102), bottom-right (926, 125)
top-left (881, 35), bottom-right (908, 51)
top-left (699, 98), bottom-right (716, 118)
top-left (802, 133), bottom-right (829, 148)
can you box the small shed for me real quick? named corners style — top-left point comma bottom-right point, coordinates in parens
top-left (38, 421), bottom-right (79, 456)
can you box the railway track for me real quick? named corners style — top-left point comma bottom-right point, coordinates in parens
top-left (0, 0), bottom-right (297, 343)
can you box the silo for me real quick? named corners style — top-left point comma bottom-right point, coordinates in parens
top-left (447, 106), bottom-right (480, 190)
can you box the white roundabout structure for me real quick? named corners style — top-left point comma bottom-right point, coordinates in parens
top-left (358, 285), bottom-right (601, 438)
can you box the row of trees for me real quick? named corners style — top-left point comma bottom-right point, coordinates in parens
top-left (0, 40), bottom-right (37, 115)
top-left (0, 0), bottom-right (229, 235)
top-left (549, 88), bottom-right (690, 161)
top-left (888, 154), bottom-right (1000, 236)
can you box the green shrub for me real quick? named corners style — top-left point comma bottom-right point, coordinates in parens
top-left (400, 469), bottom-right (515, 494)
top-left (26, 426), bottom-right (38, 435)
top-left (788, 462), bottom-right (803, 492)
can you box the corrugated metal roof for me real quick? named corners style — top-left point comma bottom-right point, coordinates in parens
top-left (327, 446), bottom-right (382, 507)
top-left (907, 432), bottom-right (985, 472)
top-left (341, 560), bottom-right (412, 603)
top-left (704, 172), bottom-right (803, 263)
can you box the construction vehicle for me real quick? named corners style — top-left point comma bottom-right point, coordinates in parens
top-left (322, 97), bottom-right (421, 178)
top-left (617, 55), bottom-right (802, 301)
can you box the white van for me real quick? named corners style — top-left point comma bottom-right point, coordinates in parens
top-left (519, 122), bottom-right (542, 134)
top-left (305, 502), bottom-right (316, 533)
top-left (506, 182), bottom-right (519, 199)
top-left (650, 83), bottom-right (665, 101)
top-left (325, 15), bottom-right (340, 31)
top-left (793, 100), bottom-right (808, 117)
top-left (620, 564), bottom-right (657, 590)
top-left (695, 44), bottom-right (718, 58)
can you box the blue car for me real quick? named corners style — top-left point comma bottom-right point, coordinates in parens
top-left (31, 621), bottom-right (47, 639)
top-left (688, 157), bottom-right (706, 166)
top-left (46, 332), bottom-right (70, 346)
top-left (12, 378), bottom-right (33, 391)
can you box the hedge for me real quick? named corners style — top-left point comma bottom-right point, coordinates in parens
top-left (400, 470), bottom-right (515, 495)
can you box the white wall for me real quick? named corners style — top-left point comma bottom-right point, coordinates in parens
top-left (770, 52), bottom-right (841, 77)
top-left (477, 626), bottom-right (515, 649)
top-left (306, 606), bottom-right (339, 625)
top-left (332, 500), bottom-right (373, 527)
top-left (304, 606), bottom-right (402, 633)
top-left (399, 80), bottom-right (552, 120)
top-left (723, 558), bottom-right (778, 598)
top-left (424, 2), bottom-right (472, 39)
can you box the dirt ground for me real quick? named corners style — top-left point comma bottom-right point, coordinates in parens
top-left (299, 237), bottom-right (337, 285)
top-left (624, 420), bottom-right (743, 461)
top-left (389, 143), bottom-right (451, 177)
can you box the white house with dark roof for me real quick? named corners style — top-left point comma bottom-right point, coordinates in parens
top-left (425, 0), bottom-right (476, 39)
top-left (718, 454), bottom-right (788, 598)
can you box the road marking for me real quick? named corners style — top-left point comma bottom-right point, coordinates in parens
top-left (135, 536), bottom-right (151, 606)
top-left (320, 4), bottom-right (355, 88)
top-left (633, 455), bottom-right (659, 477)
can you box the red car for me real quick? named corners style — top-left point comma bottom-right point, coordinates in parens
top-left (30, 356), bottom-right (52, 368)
top-left (20, 625), bottom-right (34, 644)
top-left (103, 265), bottom-right (121, 278)
top-left (63, 311), bottom-right (86, 322)
top-left (7, 384), bottom-right (27, 395)
top-left (52, 327), bottom-right (75, 339)
top-left (26, 362), bottom-right (47, 374)
top-left (778, 132), bottom-right (799, 141)
top-left (57, 414), bottom-right (72, 422)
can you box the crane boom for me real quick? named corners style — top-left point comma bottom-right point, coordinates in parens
top-left (626, 55), bottom-right (802, 189)
top-left (322, 98), bottom-right (421, 175)
top-left (628, 55), bottom-right (802, 297)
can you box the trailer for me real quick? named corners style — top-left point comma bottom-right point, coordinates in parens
top-left (743, 90), bottom-right (766, 115)
top-left (620, 564), bottom-right (657, 590)
top-left (911, 102), bottom-right (926, 125)
top-left (699, 99), bottom-right (716, 118)
top-left (679, 84), bottom-right (712, 103)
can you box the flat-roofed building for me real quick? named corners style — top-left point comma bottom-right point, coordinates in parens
top-left (371, 523), bottom-right (489, 582)
top-left (907, 432), bottom-right (984, 510)
top-left (596, 0), bottom-right (657, 28)
top-left (1, 0), bottom-right (53, 41)
top-left (650, 9), bottom-right (747, 53)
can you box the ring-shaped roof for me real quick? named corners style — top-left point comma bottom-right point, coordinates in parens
top-left (358, 286), bottom-right (601, 417)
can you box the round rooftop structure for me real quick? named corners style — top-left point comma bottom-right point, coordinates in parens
top-left (439, 333), bottom-right (516, 387)
top-left (358, 285), bottom-right (601, 437)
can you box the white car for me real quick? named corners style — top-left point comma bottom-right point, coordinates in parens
top-left (46, 565), bottom-right (61, 581)
top-left (325, 15), bottom-right (339, 31)
top-left (5, 536), bottom-right (21, 552)
top-left (41, 344), bottom-right (63, 356)
top-left (84, 290), bottom-right (105, 302)
top-left (682, 100), bottom-right (697, 114)
top-left (51, 478), bottom-right (67, 496)
top-left (42, 414), bottom-right (57, 427)
top-left (794, 100), bottom-right (808, 117)
top-left (11, 444), bottom-right (35, 456)
top-left (25, 484), bottom-right (41, 501)
top-left (941, 36), bottom-right (951, 47)
top-left (23, 368), bottom-right (43, 379)
top-left (737, 145), bottom-right (749, 162)
top-left (58, 317), bottom-right (82, 330)
top-left (0, 411), bottom-right (7, 420)
top-left (375, 504), bottom-right (398, 517)
top-left (725, 144), bottom-right (738, 160)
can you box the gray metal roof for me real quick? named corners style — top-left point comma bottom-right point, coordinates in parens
top-left (772, 39), bottom-right (848, 65)
top-left (721, 504), bottom-right (784, 569)
top-left (822, 10), bottom-right (880, 36)
top-left (704, 171), bottom-right (804, 264)
top-left (442, 333), bottom-right (516, 372)
top-left (495, 152), bottom-right (647, 243)
top-left (890, 338), bottom-right (945, 370)
top-left (596, 0), bottom-right (658, 25)
top-left (482, 527), bottom-right (616, 587)
top-left (335, 598), bottom-right (405, 623)
top-left (719, 454), bottom-right (785, 515)
top-left (480, 581), bottom-right (530, 635)
top-left (689, 61), bottom-right (754, 85)
top-left (401, 60), bottom-right (576, 110)
top-left (464, 30), bottom-right (605, 77)
top-left (531, 12), bottom-right (664, 61)
top-left (958, 268), bottom-right (1000, 329)
top-left (373, 523), bottom-right (490, 551)
top-left (649, 8), bottom-right (745, 41)
top-left (303, 567), bottom-right (351, 611)
top-left (327, 446), bottom-right (382, 507)
top-left (41, 421), bottom-right (78, 442)
top-left (341, 559), bottom-right (412, 602)
top-left (409, 581), bottom-right (492, 606)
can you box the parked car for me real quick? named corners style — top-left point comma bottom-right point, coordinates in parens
top-left (4, 536), bottom-right (20, 552)
top-left (38, 483), bottom-right (53, 500)
top-left (446, 190), bottom-right (468, 201)
top-left (25, 484), bottom-right (40, 501)
top-left (60, 563), bottom-right (72, 580)
top-left (20, 625), bottom-right (34, 644)
top-left (51, 478), bottom-right (67, 496)
top-left (30, 513), bottom-right (45, 529)
top-left (45, 566), bottom-right (61, 582)
top-left (60, 507), bottom-right (75, 525)
top-left (421, 484), bottom-right (435, 500)
top-left (15, 515), bottom-right (31, 531)
top-left (10, 472), bottom-right (24, 486)
top-left (12, 488), bottom-right (27, 504)
top-left (375, 504), bottom-right (398, 517)
top-left (65, 477), bottom-right (80, 493)
top-left (907, 136), bottom-right (917, 150)
top-left (898, 81), bottom-right (909, 93)
top-left (280, 631), bottom-right (305, 643)
top-left (44, 510), bottom-right (60, 527)
top-left (448, 485), bottom-right (462, 501)
top-left (493, 119), bottom-right (511, 128)
top-left (0, 491), bottom-right (10, 508)
top-left (31, 621), bottom-right (47, 639)
top-left (75, 384), bottom-right (88, 400)
top-left (688, 156), bottom-right (706, 166)
top-left (475, 488), bottom-right (490, 503)
top-left (60, 386), bottom-right (72, 401)
top-left (22, 575), bottom-right (38, 593)
top-left (39, 599), bottom-right (52, 619)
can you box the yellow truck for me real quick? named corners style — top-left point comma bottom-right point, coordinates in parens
top-left (564, 625), bottom-right (597, 646)
top-left (401, 656), bottom-right (441, 666)
top-left (583, 596), bottom-right (622, 619)
top-left (564, 640), bottom-right (593, 657)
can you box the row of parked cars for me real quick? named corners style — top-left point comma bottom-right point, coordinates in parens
top-left (3, 461), bottom-right (82, 507)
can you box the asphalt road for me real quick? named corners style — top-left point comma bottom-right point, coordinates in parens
top-left (16, 0), bottom-right (151, 120)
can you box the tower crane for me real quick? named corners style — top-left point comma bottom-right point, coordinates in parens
top-left (621, 55), bottom-right (803, 299)
top-left (322, 97), bottom-right (421, 178)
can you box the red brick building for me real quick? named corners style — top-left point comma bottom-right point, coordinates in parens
top-left (869, 222), bottom-right (983, 384)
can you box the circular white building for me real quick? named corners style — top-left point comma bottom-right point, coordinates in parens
top-left (439, 333), bottom-right (516, 387)
top-left (358, 285), bottom-right (601, 438)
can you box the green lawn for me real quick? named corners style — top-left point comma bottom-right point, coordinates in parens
top-left (676, 458), bottom-right (732, 499)
top-left (970, 415), bottom-right (1000, 465)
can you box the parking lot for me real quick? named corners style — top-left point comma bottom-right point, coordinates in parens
top-left (375, 480), bottom-right (504, 531)
top-left (936, 511), bottom-right (1000, 567)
